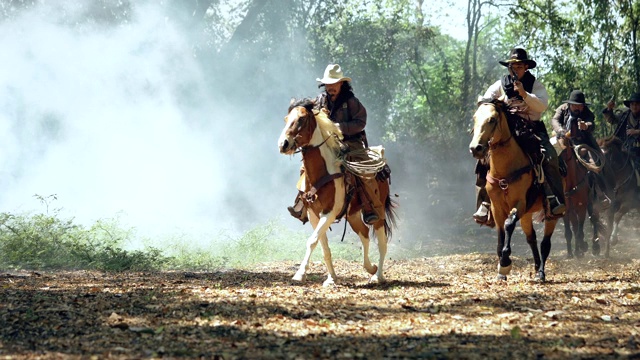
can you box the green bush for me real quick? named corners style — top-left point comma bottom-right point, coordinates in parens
top-left (0, 195), bottom-right (366, 272)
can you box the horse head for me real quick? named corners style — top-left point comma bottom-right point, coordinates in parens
top-left (469, 97), bottom-right (510, 159)
top-left (598, 135), bottom-right (630, 167)
top-left (278, 98), bottom-right (343, 155)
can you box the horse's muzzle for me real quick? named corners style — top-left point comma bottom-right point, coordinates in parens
top-left (469, 144), bottom-right (487, 159)
top-left (279, 139), bottom-right (294, 154)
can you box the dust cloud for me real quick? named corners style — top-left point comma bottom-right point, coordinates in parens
top-left (0, 0), bottom-right (479, 253)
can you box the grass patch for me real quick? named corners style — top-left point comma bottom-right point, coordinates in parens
top-left (0, 195), bottom-right (366, 272)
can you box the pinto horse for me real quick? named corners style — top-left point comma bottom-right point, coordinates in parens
top-left (278, 98), bottom-right (397, 286)
top-left (469, 99), bottom-right (558, 281)
top-left (598, 136), bottom-right (640, 253)
top-left (557, 136), bottom-right (605, 258)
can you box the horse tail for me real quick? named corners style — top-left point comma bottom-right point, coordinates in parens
top-left (382, 195), bottom-right (399, 240)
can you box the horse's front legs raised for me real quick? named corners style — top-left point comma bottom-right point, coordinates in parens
top-left (497, 209), bottom-right (518, 280)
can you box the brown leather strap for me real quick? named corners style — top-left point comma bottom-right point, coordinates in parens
top-left (304, 173), bottom-right (344, 202)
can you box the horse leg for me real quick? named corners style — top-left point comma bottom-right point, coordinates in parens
top-left (537, 219), bottom-right (557, 282)
top-left (317, 232), bottom-right (338, 287)
top-left (563, 216), bottom-right (573, 258)
top-left (577, 204), bottom-right (589, 256)
top-left (521, 214), bottom-right (543, 280)
top-left (497, 209), bottom-right (518, 280)
top-left (587, 200), bottom-right (601, 256)
top-left (371, 224), bottom-right (388, 283)
top-left (292, 214), bottom-right (335, 283)
top-left (347, 212), bottom-right (378, 279)
top-left (611, 203), bottom-right (628, 247)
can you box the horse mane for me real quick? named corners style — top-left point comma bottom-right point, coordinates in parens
top-left (289, 97), bottom-right (343, 153)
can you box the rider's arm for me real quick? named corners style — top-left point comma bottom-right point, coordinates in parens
top-left (337, 97), bottom-right (367, 136)
top-left (550, 105), bottom-right (566, 134)
top-left (602, 107), bottom-right (620, 125)
top-left (581, 108), bottom-right (596, 133)
top-left (521, 80), bottom-right (549, 116)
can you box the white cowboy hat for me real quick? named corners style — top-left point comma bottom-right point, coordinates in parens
top-left (316, 64), bottom-right (352, 84)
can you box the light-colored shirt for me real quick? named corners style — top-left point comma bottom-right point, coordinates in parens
top-left (482, 77), bottom-right (549, 121)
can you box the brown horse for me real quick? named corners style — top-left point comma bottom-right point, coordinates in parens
top-left (556, 135), bottom-right (606, 258)
top-left (598, 136), bottom-right (640, 253)
top-left (278, 98), bottom-right (397, 286)
top-left (469, 99), bottom-right (558, 281)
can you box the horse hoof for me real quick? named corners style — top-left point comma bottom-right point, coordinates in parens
top-left (369, 274), bottom-right (385, 284)
top-left (366, 265), bottom-right (378, 275)
top-left (592, 242), bottom-right (601, 256)
top-left (496, 274), bottom-right (507, 281)
top-left (322, 278), bottom-right (336, 287)
top-left (292, 273), bottom-right (306, 282)
top-left (498, 263), bottom-right (512, 276)
top-left (535, 271), bottom-right (546, 282)
top-left (566, 252), bottom-right (574, 259)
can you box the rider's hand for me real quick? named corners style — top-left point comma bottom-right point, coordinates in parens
top-left (626, 128), bottom-right (640, 136)
top-left (607, 99), bottom-right (615, 110)
top-left (514, 81), bottom-right (527, 98)
top-left (578, 120), bottom-right (589, 130)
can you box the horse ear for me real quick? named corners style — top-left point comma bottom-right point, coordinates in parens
top-left (289, 98), bottom-right (296, 106)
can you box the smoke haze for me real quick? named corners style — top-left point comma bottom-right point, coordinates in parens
top-left (0, 1), bottom-right (480, 253)
top-left (0, 1), bottom-right (311, 242)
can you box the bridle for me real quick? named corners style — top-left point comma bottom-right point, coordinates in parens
top-left (289, 107), bottom-right (334, 154)
top-left (480, 103), bottom-right (513, 151)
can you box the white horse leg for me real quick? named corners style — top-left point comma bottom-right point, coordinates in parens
top-left (370, 226), bottom-right (388, 283)
top-left (293, 214), bottom-right (335, 283)
top-left (318, 232), bottom-right (337, 286)
top-left (356, 230), bottom-right (375, 275)
top-left (293, 215), bottom-right (320, 281)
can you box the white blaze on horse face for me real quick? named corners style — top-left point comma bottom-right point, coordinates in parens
top-left (278, 108), bottom-right (302, 154)
top-left (470, 106), bottom-right (489, 150)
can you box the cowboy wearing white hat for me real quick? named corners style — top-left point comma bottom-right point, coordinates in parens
top-left (287, 64), bottom-right (385, 225)
top-left (316, 64), bottom-right (352, 84)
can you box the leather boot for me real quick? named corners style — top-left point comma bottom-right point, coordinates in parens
top-left (544, 183), bottom-right (565, 217)
top-left (473, 202), bottom-right (491, 225)
top-left (356, 180), bottom-right (379, 225)
top-left (287, 193), bottom-right (308, 224)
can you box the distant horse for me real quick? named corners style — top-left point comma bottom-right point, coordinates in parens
top-left (556, 135), bottom-right (606, 258)
top-left (469, 98), bottom-right (558, 281)
top-left (598, 136), bottom-right (640, 253)
top-left (278, 98), bottom-right (397, 286)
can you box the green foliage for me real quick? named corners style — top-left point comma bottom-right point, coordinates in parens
top-left (0, 195), bottom-right (166, 271)
top-left (0, 195), bottom-right (363, 272)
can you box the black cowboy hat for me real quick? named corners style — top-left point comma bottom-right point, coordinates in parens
top-left (624, 92), bottom-right (640, 107)
top-left (563, 90), bottom-right (591, 106)
top-left (499, 48), bottom-right (537, 69)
